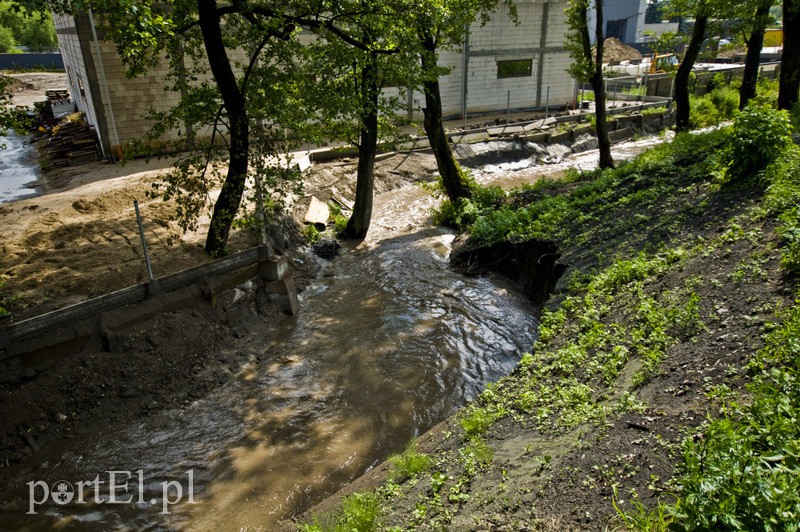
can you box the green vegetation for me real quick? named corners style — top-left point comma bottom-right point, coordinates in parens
top-left (388, 442), bottom-right (433, 482)
top-left (0, 278), bottom-right (9, 319)
top-left (0, 1), bottom-right (58, 52)
top-left (299, 492), bottom-right (381, 532)
top-left (689, 85), bottom-right (740, 128)
top-left (723, 105), bottom-right (794, 184)
top-left (431, 178), bottom-right (505, 231)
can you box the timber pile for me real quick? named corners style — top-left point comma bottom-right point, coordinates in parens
top-left (37, 115), bottom-right (100, 168)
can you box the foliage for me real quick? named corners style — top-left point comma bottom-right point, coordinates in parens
top-left (388, 442), bottom-right (433, 482)
top-left (764, 145), bottom-right (800, 274)
top-left (299, 492), bottom-right (381, 532)
top-left (670, 298), bottom-right (800, 530)
top-left (431, 181), bottom-right (505, 231)
top-left (303, 224), bottom-right (321, 244)
top-left (0, 25), bottom-right (16, 52)
top-left (723, 104), bottom-right (793, 184)
top-left (688, 86), bottom-right (739, 128)
top-left (0, 278), bottom-right (10, 319)
top-left (0, 1), bottom-right (57, 52)
top-left (612, 486), bottom-right (674, 531)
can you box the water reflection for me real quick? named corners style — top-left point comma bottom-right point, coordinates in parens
top-left (0, 133), bottom-right (39, 203)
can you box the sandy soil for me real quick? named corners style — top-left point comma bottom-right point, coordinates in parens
top-left (4, 72), bottom-right (69, 109)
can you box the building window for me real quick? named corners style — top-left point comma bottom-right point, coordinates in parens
top-left (497, 59), bottom-right (532, 79)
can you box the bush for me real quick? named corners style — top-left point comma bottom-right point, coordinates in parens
top-left (724, 105), bottom-right (793, 184)
top-left (431, 183), bottom-right (505, 231)
top-left (690, 86), bottom-right (739, 129)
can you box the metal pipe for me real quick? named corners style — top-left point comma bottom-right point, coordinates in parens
top-left (506, 90), bottom-right (510, 124)
top-left (134, 201), bottom-right (155, 282)
top-left (88, 8), bottom-right (121, 161)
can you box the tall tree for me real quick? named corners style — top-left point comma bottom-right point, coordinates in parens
top-left (299, 2), bottom-right (408, 240)
top-left (566, 0), bottom-right (613, 169)
top-left (779, 0), bottom-right (800, 110)
top-left (739, 0), bottom-right (774, 109)
top-left (402, 0), bottom-right (515, 203)
top-left (674, 10), bottom-right (708, 131)
top-left (45, 0), bottom-right (396, 254)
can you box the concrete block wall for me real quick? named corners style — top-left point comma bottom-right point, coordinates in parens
top-left (53, 13), bottom-right (99, 130)
top-left (0, 246), bottom-right (297, 362)
top-left (55, 0), bottom-right (576, 151)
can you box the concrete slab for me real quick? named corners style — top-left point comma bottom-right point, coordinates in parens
top-left (397, 138), bottom-right (431, 151)
top-left (295, 154), bottom-right (312, 173)
top-left (549, 131), bottom-right (572, 144)
top-left (487, 125), bottom-right (526, 137)
top-left (261, 256), bottom-right (289, 282)
top-left (304, 196), bottom-right (329, 228)
top-left (609, 128), bottom-right (634, 144)
top-left (522, 132), bottom-right (550, 144)
top-left (451, 132), bottom-right (490, 144)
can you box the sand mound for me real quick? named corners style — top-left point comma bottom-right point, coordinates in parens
top-left (603, 37), bottom-right (643, 63)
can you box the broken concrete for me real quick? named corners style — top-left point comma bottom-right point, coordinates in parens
top-left (304, 196), bottom-right (330, 229)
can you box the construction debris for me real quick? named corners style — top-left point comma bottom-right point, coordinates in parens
top-left (36, 113), bottom-right (100, 168)
top-left (304, 196), bottom-right (330, 229)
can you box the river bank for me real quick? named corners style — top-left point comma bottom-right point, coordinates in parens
top-left (289, 129), bottom-right (797, 530)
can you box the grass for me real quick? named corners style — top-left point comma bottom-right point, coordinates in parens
top-left (388, 442), bottom-right (433, 482)
top-left (298, 492), bottom-right (381, 532)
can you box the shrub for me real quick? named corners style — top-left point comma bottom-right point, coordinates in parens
top-left (724, 105), bottom-right (793, 184)
top-left (303, 224), bottom-right (321, 243)
top-left (432, 183), bottom-right (505, 231)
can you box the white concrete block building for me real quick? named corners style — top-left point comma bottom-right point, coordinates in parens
top-left (54, 0), bottom-right (573, 158)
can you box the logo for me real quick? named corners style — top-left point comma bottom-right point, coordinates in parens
top-left (51, 481), bottom-right (74, 505)
top-left (27, 470), bottom-right (195, 515)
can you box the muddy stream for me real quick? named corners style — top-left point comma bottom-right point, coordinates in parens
top-left (0, 137), bottom-right (659, 531)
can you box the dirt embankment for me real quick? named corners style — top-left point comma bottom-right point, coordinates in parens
top-left (288, 136), bottom-right (793, 530)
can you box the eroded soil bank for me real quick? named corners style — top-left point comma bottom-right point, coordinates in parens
top-left (288, 132), bottom-right (795, 530)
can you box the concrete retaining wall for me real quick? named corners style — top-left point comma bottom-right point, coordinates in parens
top-left (0, 246), bottom-right (296, 363)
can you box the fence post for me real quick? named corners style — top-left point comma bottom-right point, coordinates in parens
top-left (134, 200), bottom-right (159, 295)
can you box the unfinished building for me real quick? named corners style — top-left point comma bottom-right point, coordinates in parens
top-left (53, 0), bottom-right (574, 159)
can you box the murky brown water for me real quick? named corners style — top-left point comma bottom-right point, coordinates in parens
top-left (0, 135), bottom-right (662, 531)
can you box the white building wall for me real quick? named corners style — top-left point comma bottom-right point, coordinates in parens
top-left (438, 0), bottom-right (573, 116)
top-left (52, 13), bottom-right (103, 137)
top-left (55, 0), bottom-right (575, 152)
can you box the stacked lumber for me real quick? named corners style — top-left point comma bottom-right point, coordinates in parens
top-left (38, 116), bottom-right (100, 168)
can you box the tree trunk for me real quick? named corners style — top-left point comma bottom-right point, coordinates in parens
top-left (420, 34), bottom-right (472, 203)
top-left (346, 52), bottom-right (379, 239)
top-left (592, 0), bottom-right (613, 169)
top-left (198, 0), bottom-right (249, 256)
top-left (779, 0), bottom-right (800, 110)
top-left (740, 2), bottom-right (770, 109)
top-left (675, 14), bottom-right (708, 131)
